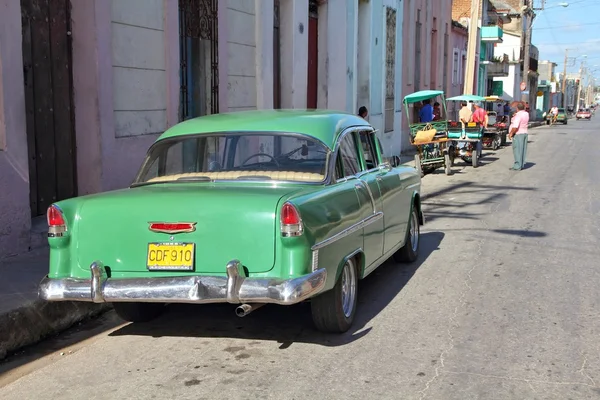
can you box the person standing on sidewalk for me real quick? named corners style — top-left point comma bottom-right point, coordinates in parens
top-left (508, 102), bottom-right (529, 171)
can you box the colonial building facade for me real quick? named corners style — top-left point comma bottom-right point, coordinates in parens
top-left (0, 0), bottom-right (409, 258)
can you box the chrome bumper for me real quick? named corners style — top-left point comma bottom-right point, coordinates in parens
top-left (39, 260), bottom-right (327, 305)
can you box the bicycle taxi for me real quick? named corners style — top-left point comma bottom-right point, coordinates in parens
top-left (403, 90), bottom-right (453, 176)
top-left (445, 94), bottom-right (486, 168)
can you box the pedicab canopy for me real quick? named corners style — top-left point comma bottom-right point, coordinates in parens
top-left (446, 94), bottom-right (487, 102)
top-left (403, 90), bottom-right (445, 104)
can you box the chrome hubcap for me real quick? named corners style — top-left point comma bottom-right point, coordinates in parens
top-left (341, 259), bottom-right (357, 318)
top-left (410, 210), bottom-right (419, 253)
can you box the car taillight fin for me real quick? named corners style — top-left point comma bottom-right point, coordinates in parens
top-left (47, 205), bottom-right (67, 237)
top-left (281, 203), bottom-right (303, 237)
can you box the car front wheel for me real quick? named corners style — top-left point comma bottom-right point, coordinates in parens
top-left (393, 205), bottom-right (420, 263)
top-left (113, 302), bottom-right (165, 323)
top-left (311, 257), bottom-right (358, 333)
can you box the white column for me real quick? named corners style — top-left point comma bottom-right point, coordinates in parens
top-left (356, 1), bottom-right (372, 113)
top-left (255, 0), bottom-right (274, 109)
top-left (325, 0), bottom-right (357, 112)
top-left (316, 3), bottom-right (328, 109)
top-left (346, 0), bottom-right (358, 113)
top-left (280, 0), bottom-right (308, 108)
top-left (424, 0), bottom-right (432, 88)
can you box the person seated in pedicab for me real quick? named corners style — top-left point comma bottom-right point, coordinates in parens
top-left (458, 101), bottom-right (472, 138)
top-left (419, 99), bottom-right (434, 123)
top-left (471, 103), bottom-right (488, 129)
top-left (433, 102), bottom-right (442, 121)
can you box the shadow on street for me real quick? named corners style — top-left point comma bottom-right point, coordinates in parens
top-left (107, 232), bottom-right (445, 348)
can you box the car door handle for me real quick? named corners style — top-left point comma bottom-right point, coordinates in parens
top-left (376, 176), bottom-right (382, 182)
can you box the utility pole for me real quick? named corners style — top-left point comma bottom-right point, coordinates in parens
top-left (575, 62), bottom-right (584, 111)
top-left (561, 49), bottom-right (568, 108)
top-left (463, 0), bottom-right (481, 95)
top-left (521, 0), bottom-right (532, 114)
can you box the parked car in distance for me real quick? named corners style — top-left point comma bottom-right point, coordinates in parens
top-left (39, 110), bottom-right (424, 333)
top-left (545, 108), bottom-right (568, 125)
top-left (576, 108), bottom-right (592, 120)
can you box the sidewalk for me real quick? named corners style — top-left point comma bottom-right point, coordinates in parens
top-left (0, 248), bottom-right (109, 360)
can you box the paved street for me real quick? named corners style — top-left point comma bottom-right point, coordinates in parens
top-left (1, 118), bottom-right (599, 399)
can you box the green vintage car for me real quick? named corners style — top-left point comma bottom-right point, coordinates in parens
top-left (39, 110), bottom-right (423, 333)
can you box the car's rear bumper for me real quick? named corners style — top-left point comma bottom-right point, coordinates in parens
top-left (39, 260), bottom-right (327, 305)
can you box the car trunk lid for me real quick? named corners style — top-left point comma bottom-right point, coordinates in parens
top-left (74, 184), bottom-right (299, 275)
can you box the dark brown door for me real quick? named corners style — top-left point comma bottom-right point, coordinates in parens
top-left (273, 0), bottom-right (281, 109)
top-left (21, 0), bottom-right (77, 217)
top-left (307, 5), bottom-right (318, 109)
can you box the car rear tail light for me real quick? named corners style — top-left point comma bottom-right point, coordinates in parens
top-left (148, 222), bottom-right (197, 234)
top-left (281, 202), bottom-right (303, 237)
top-left (47, 205), bottom-right (67, 237)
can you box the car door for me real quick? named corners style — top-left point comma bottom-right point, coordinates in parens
top-left (355, 130), bottom-right (385, 267)
top-left (371, 132), bottom-right (412, 254)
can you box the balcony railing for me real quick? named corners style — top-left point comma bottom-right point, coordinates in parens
top-left (487, 62), bottom-right (510, 77)
top-left (481, 25), bottom-right (503, 43)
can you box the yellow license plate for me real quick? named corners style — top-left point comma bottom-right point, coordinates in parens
top-left (467, 122), bottom-right (476, 127)
top-left (147, 243), bottom-right (195, 271)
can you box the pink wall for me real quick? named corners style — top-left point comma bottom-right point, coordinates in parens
top-left (400, 0), bottom-right (453, 153)
top-left (0, 0), bottom-right (31, 257)
top-left (447, 24), bottom-right (468, 120)
top-left (71, 0), bottom-right (181, 194)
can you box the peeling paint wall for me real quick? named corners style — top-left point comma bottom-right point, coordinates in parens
top-left (0, 0), bottom-right (31, 257)
top-left (111, 0), bottom-right (167, 137)
top-left (227, 0), bottom-right (258, 111)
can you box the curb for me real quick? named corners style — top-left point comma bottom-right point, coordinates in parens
top-left (0, 299), bottom-right (111, 360)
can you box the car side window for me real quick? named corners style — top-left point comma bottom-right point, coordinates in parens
top-left (358, 130), bottom-right (380, 170)
top-left (338, 133), bottom-right (360, 177)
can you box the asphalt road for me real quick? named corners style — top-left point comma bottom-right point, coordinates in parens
top-left (1, 118), bottom-right (599, 399)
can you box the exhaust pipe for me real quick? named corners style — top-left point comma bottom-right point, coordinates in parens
top-left (235, 303), bottom-right (265, 317)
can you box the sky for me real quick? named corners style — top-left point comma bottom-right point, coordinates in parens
top-left (530, 0), bottom-right (600, 81)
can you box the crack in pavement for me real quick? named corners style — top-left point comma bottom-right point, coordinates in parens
top-left (577, 354), bottom-right (597, 387)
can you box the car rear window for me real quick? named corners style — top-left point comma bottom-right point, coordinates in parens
top-left (134, 132), bottom-right (330, 184)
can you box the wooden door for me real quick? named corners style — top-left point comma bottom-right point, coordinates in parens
top-left (307, 4), bottom-right (318, 109)
top-left (21, 0), bottom-right (77, 217)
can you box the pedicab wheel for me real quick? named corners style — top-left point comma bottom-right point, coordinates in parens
top-left (472, 149), bottom-right (478, 168)
top-left (414, 154), bottom-right (423, 177)
top-left (448, 146), bottom-right (455, 166)
top-left (492, 135), bottom-right (500, 150)
top-left (444, 153), bottom-right (452, 175)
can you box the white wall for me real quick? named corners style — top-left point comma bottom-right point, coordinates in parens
top-left (493, 32), bottom-right (521, 101)
top-left (227, 0), bottom-right (258, 111)
top-left (111, 0), bottom-right (167, 137)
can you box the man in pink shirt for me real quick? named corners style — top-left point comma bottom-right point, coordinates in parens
top-left (508, 102), bottom-right (529, 170)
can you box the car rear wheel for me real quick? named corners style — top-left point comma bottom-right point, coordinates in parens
top-left (113, 302), bottom-right (165, 323)
top-left (393, 206), bottom-right (420, 263)
top-left (311, 257), bottom-right (358, 333)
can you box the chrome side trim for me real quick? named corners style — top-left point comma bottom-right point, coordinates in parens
top-left (311, 212), bottom-right (384, 251)
top-left (39, 263), bottom-right (328, 306)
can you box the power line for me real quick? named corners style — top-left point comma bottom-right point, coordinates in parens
top-left (534, 21), bottom-right (597, 30)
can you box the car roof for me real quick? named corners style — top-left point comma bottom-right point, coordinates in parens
top-left (156, 109), bottom-right (371, 149)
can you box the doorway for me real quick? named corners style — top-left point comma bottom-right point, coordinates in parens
top-left (179, 0), bottom-right (219, 120)
top-left (21, 0), bottom-right (77, 217)
top-left (307, 1), bottom-right (318, 109)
